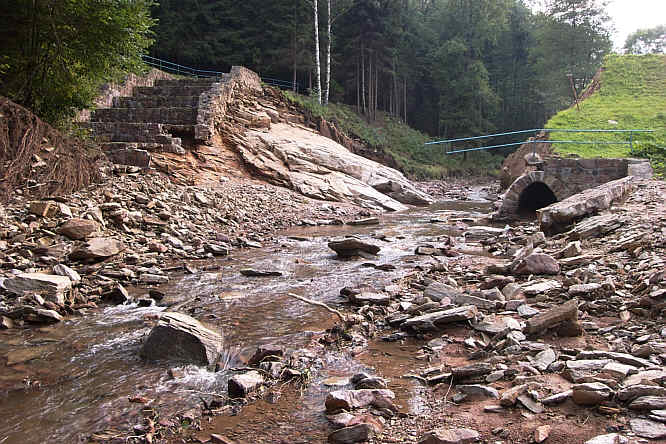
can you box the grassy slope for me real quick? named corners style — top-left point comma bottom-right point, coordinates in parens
top-left (282, 91), bottom-right (504, 179)
top-left (546, 54), bottom-right (666, 174)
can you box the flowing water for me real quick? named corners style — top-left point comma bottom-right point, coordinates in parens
top-left (0, 198), bottom-right (495, 444)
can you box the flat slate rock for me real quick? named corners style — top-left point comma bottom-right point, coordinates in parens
top-left (418, 428), bottom-right (480, 444)
top-left (630, 418), bottom-right (666, 439)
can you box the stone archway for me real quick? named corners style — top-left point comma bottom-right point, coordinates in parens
top-left (496, 171), bottom-right (566, 218)
top-left (518, 181), bottom-right (557, 212)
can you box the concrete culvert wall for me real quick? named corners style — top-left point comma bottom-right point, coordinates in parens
top-left (518, 182), bottom-right (558, 212)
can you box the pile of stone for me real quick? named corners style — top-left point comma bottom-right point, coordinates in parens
top-left (332, 179), bottom-right (665, 442)
top-left (0, 169), bottom-right (370, 327)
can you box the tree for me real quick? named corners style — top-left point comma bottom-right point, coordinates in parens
top-left (624, 25), bottom-right (666, 54)
top-left (313, 0), bottom-right (323, 103)
top-left (0, 0), bottom-right (156, 125)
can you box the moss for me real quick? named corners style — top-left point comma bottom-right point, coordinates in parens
top-left (282, 91), bottom-right (503, 179)
top-left (546, 54), bottom-right (666, 176)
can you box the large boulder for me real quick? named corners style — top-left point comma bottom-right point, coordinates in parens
top-left (140, 312), bottom-right (223, 365)
top-left (69, 237), bottom-right (124, 262)
top-left (237, 124), bottom-right (432, 211)
top-left (511, 253), bottom-right (560, 275)
top-left (3, 273), bottom-right (71, 305)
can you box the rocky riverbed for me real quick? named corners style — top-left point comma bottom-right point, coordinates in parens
top-left (0, 174), bottom-right (664, 444)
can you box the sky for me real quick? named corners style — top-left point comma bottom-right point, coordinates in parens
top-left (606, 0), bottom-right (666, 50)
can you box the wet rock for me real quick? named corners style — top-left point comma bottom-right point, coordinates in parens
top-left (1, 316), bottom-right (14, 329)
top-left (584, 434), bottom-right (628, 444)
top-left (228, 371), bottom-right (264, 398)
top-left (140, 312), bottom-right (223, 365)
top-left (347, 217), bottom-right (380, 226)
top-left (511, 253), bottom-right (560, 275)
top-left (571, 382), bottom-right (613, 406)
top-left (247, 344), bottom-right (283, 365)
top-left (327, 412), bottom-right (356, 428)
top-left (53, 264), bottom-right (81, 285)
top-left (628, 396), bottom-right (666, 410)
top-left (402, 305), bottom-right (478, 332)
top-left (354, 377), bottom-right (387, 390)
top-left (418, 427), bottom-right (480, 444)
top-left (349, 292), bottom-right (390, 306)
top-left (630, 418), bottom-right (666, 439)
top-left (205, 244), bottom-right (230, 256)
top-left (240, 268), bottom-right (282, 277)
top-left (464, 226), bottom-right (506, 240)
top-left (325, 389), bottom-right (395, 413)
top-left (103, 284), bottom-right (130, 304)
top-left (328, 423), bottom-right (375, 444)
top-left (70, 237), bottom-right (124, 262)
top-left (57, 218), bottom-right (99, 240)
top-left (328, 238), bottom-right (380, 258)
top-left (6, 306), bottom-right (63, 323)
top-left (3, 273), bottom-right (71, 305)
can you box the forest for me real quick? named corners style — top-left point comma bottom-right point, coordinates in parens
top-left (150, 0), bottom-right (616, 138)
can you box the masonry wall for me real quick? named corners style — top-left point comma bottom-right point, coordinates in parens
top-left (542, 157), bottom-right (629, 197)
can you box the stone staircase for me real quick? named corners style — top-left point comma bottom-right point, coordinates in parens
top-left (89, 77), bottom-right (228, 168)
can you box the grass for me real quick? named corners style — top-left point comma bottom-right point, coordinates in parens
top-left (546, 54), bottom-right (666, 175)
top-left (282, 91), bottom-right (504, 179)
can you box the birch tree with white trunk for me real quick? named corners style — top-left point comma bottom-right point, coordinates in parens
top-left (313, 0), bottom-right (322, 104)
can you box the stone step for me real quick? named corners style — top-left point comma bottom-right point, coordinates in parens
top-left (101, 141), bottom-right (184, 155)
top-left (91, 107), bottom-right (198, 125)
top-left (154, 77), bottom-right (225, 88)
top-left (113, 95), bottom-right (200, 109)
top-left (134, 85), bottom-right (214, 97)
top-left (86, 122), bottom-right (175, 143)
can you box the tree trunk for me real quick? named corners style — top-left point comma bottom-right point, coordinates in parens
top-left (324, 0), bottom-right (331, 105)
top-left (361, 41), bottom-right (366, 115)
top-left (313, 0), bottom-right (322, 104)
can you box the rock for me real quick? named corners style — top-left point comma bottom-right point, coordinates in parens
top-left (628, 396), bottom-right (666, 411)
top-left (517, 394), bottom-right (544, 413)
top-left (537, 177), bottom-right (634, 233)
top-left (242, 124), bottom-right (432, 211)
top-left (464, 226), bottom-right (506, 240)
top-left (349, 292), bottom-right (391, 306)
top-left (575, 351), bottom-right (652, 368)
top-left (571, 382), bottom-right (613, 406)
top-left (70, 237), bottom-right (124, 262)
top-left (205, 244), bottom-right (230, 256)
top-left (328, 238), bottom-right (381, 258)
top-left (569, 214), bottom-right (625, 240)
top-left (630, 418), bottom-right (666, 439)
top-left (541, 390), bottom-right (572, 405)
top-left (624, 370), bottom-right (666, 386)
top-left (452, 363), bottom-right (493, 379)
top-left (650, 410), bottom-right (666, 423)
top-left (521, 280), bottom-right (562, 296)
top-left (140, 312), bottom-right (223, 365)
top-left (566, 359), bottom-right (611, 371)
top-left (568, 283), bottom-right (603, 297)
top-left (600, 362), bottom-right (636, 379)
top-left (103, 284), bottom-right (130, 304)
top-left (325, 389), bottom-right (395, 413)
top-left (57, 218), bottom-right (99, 240)
top-left (533, 348), bottom-right (557, 372)
top-left (355, 377), bottom-right (387, 390)
top-left (534, 425), bottom-right (551, 443)
top-left (347, 217), bottom-right (380, 226)
top-left (327, 412), bottom-right (356, 428)
top-left (29, 201), bottom-right (70, 218)
top-left (140, 274), bottom-right (169, 284)
top-left (240, 268), bottom-right (282, 277)
top-left (402, 305), bottom-right (478, 332)
top-left (1, 316), bottom-right (14, 329)
top-left (424, 282), bottom-right (462, 302)
top-left (228, 371), bottom-right (264, 398)
top-left (456, 384), bottom-right (499, 399)
top-left (525, 299), bottom-right (579, 336)
top-left (328, 423), bottom-right (375, 444)
top-left (584, 434), bottom-right (628, 444)
top-left (617, 385), bottom-right (666, 402)
top-left (248, 345), bottom-right (284, 365)
top-left (556, 241), bottom-right (583, 258)
top-left (472, 315), bottom-right (521, 334)
top-left (517, 304), bottom-right (539, 317)
top-left (511, 253), bottom-right (560, 275)
top-left (418, 428), bottom-right (480, 444)
top-left (3, 273), bottom-right (71, 305)
top-left (451, 293), bottom-right (497, 310)
top-left (500, 384), bottom-right (528, 407)
top-left (6, 306), bottom-right (63, 323)
top-left (53, 264), bottom-right (81, 285)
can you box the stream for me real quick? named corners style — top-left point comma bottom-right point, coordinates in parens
top-left (0, 198), bottom-right (496, 444)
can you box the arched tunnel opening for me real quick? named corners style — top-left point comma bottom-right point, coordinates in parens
top-left (518, 182), bottom-right (558, 213)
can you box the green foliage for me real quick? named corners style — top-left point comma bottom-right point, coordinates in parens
top-left (283, 90), bottom-right (504, 179)
top-left (546, 54), bottom-right (666, 175)
top-left (0, 0), bottom-right (156, 125)
top-left (624, 25), bottom-right (666, 55)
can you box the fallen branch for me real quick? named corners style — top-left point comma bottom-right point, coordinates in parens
top-left (286, 292), bottom-right (347, 323)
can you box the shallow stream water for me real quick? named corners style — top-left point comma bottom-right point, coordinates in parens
top-left (0, 198), bottom-right (495, 443)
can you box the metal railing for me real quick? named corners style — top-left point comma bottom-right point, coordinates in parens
top-left (142, 55), bottom-right (302, 91)
top-left (426, 128), bottom-right (655, 155)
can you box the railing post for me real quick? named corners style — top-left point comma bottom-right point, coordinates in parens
top-left (629, 131), bottom-right (634, 154)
